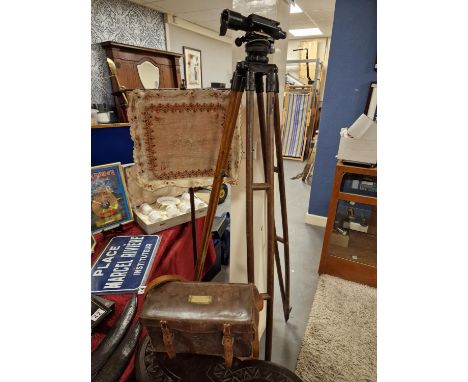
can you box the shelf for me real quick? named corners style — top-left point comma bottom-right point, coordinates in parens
top-left (91, 123), bottom-right (130, 129)
top-left (337, 161), bottom-right (377, 177)
top-left (337, 192), bottom-right (377, 206)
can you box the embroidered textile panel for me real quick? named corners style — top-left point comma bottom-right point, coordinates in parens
top-left (128, 89), bottom-right (241, 190)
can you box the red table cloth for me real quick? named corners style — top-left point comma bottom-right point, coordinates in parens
top-left (91, 218), bottom-right (216, 381)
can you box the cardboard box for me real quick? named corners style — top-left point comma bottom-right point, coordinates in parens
top-left (337, 114), bottom-right (377, 165)
top-left (122, 164), bottom-right (208, 234)
top-left (347, 221), bottom-right (369, 233)
top-left (133, 196), bottom-right (208, 235)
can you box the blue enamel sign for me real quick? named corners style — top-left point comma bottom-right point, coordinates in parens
top-left (91, 235), bottom-right (160, 294)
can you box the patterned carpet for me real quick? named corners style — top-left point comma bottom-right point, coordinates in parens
top-left (295, 275), bottom-right (376, 382)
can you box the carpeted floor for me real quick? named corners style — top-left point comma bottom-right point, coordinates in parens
top-left (295, 275), bottom-right (376, 382)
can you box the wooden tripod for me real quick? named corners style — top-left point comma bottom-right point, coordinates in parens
top-left (193, 40), bottom-right (291, 361)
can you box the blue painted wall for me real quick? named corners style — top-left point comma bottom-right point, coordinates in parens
top-left (308, 0), bottom-right (377, 216)
top-left (91, 126), bottom-right (134, 166)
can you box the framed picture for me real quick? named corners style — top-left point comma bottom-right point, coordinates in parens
top-left (183, 46), bottom-right (202, 89)
top-left (91, 162), bottom-right (133, 233)
top-left (364, 82), bottom-right (377, 121)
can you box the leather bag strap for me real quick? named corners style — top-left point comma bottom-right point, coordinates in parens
top-left (223, 323), bottom-right (234, 368)
top-left (160, 320), bottom-right (176, 359)
top-left (144, 275), bottom-right (186, 297)
top-left (252, 327), bottom-right (259, 358)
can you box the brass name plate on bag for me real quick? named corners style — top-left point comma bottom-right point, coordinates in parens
top-left (188, 295), bottom-right (212, 304)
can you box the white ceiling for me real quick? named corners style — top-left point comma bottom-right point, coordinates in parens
top-left (290, 0), bottom-right (336, 37)
top-left (130, 0), bottom-right (335, 38)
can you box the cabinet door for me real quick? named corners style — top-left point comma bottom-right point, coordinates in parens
top-left (318, 166), bottom-right (377, 287)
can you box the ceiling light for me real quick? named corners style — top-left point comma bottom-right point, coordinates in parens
top-left (289, 28), bottom-right (323, 37)
top-left (290, 3), bottom-right (303, 13)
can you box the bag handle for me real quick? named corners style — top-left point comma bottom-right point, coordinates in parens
top-left (144, 274), bottom-right (186, 297)
top-left (223, 323), bottom-right (234, 368)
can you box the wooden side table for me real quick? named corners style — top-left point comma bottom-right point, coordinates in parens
top-left (318, 160), bottom-right (377, 287)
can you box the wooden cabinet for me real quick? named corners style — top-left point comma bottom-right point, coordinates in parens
top-left (100, 41), bottom-right (182, 122)
top-left (318, 161), bottom-right (377, 287)
top-left (101, 41), bottom-right (182, 89)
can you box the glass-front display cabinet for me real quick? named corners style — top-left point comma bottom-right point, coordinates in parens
top-left (318, 161), bottom-right (377, 287)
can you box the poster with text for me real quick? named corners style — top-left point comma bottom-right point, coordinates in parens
top-left (91, 235), bottom-right (160, 294)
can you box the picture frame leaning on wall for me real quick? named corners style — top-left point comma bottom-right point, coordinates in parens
top-left (183, 46), bottom-right (203, 89)
top-left (91, 162), bottom-right (133, 233)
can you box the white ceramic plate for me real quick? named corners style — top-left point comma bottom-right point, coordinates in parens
top-left (157, 196), bottom-right (180, 206)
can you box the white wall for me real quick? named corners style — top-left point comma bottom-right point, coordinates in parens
top-left (286, 37), bottom-right (331, 102)
top-left (167, 23), bottom-right (233, 88)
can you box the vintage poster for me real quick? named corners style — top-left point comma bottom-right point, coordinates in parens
top-left (91, 235), bottom-right (161, 294)
top-left (91, 162), bottom-right (133, 232)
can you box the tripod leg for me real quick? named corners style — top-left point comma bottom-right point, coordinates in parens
top-left (264, 73), bottom-right (276, 362)
top-left (194, 85), bottom-right (244, 281)
top-left (256, 78), bottom-right (288, 321)
top-left (246, 71), bottom-right (255, 284)
top-left (189, 187), bottom-right (198, 267)
top-left (255, 77), bottom-right (267, 174)
top-left (274, 93), bottom-right (292, 321)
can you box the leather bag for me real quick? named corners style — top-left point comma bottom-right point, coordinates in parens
top-left (139, 277), bottom-right (263, 367)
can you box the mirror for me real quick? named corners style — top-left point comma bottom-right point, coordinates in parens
top-left (137, 61), bottom-right (160, 89)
